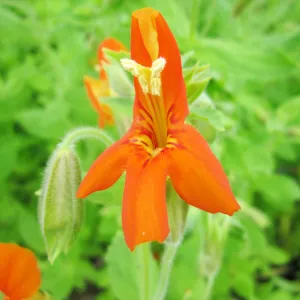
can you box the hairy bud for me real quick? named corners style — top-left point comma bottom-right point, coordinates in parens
top-left (38, 146), bottom-right (84, 263)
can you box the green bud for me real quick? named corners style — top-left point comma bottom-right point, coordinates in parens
top-left (166, 180), bottom-right (189, 244)
top-left (38, 146), bottom-right (84, 263)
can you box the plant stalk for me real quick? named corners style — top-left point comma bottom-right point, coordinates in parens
top-left (61, 126), bottom-right (114, 148)
top-left (138, 243), bottom-right (151, 300)
top-left (153, 243), bottom-right (179, 300)
top-left (203, 271), bottom-right (218, 300)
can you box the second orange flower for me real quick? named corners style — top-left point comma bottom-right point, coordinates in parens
top-left (84, 38), bottom-right (127, 128)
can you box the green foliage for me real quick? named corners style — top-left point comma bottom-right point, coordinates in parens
top-left (0, 0), bottom-right (300, 299)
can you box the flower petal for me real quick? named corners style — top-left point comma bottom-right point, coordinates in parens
top-left (83, 76), bottom-right (113, 128)
top-left (98, 38), bottom-right (128, 65)
top-left (131, 8), bottom-right (188, 123)
top-left (131, 8), bottom-right (159, 64)
top-left (76, 132), bottom-right (132, 198)
top-left (122, 148), bottom-right (169, 251)
top-left (155, 13), bottom-right (188, 123)
top-left (168, 125), bottom-right (240, 215)
top-left (0, 243), bottom-right (41, 300)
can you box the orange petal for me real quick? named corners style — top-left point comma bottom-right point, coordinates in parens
top-left (131, 8), bottom-right (159, 64)
top-left (98, 38), bottom-right (128, 66)
top-left (76, 130), bottom-right (133, 198)
top-left (131, 8), bottom-right (188, 123)
top-left (0, 243), bottom-right (41, 300)
top-left (168, 125), bottom-right (240, 215)
top-left (83, 76), bottom-right (114, 128)
top-left (155, 13), bottom-right (188, 123)
top-left (122, 148), bottom-right (169, 251)
top-left (97, 103), bottom-right (114, 128)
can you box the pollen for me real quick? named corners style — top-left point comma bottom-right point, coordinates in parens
top-left (120, 57), bottom-right (166, 96)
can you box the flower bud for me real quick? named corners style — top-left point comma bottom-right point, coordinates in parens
top-left (38, 146), bottom-right (84, 263)
top-left (166, 180), bottom-right (189, 244)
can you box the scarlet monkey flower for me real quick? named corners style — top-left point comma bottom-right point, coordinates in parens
top-left (77, 8), bottom-right (240, 250)
top-left (0, 243), bottom-right (41, 300)
top-left (84, 38), bottom-right (127, 128)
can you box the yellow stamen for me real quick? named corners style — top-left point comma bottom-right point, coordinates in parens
top-left (152, 148), bottom-right (162, 157)
top-left (121, 57), bottom-right (168, 150)
top-left (120, 57), bottom-right (166, 96)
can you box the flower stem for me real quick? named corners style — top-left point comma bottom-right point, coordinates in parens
top-left (153, 243), bottom-right (179, 300)
top-left (60, 126), bottom-right (114, 148)
top-left (138, 243), bottom-right (151, 300)
top-left (203, 271), bottom-right (218, 300)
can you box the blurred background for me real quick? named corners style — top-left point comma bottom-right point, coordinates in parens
top-left (0, 0), bottom-right (299, 299)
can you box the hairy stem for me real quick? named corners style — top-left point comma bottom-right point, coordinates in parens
top-left (203, 271), bottom-right (218, 300)
top-left (61, 126), bottom-right (114, 148)
top-left (153, 243), bottom-right (179, 300)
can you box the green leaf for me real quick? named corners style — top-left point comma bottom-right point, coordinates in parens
top-left (194, 39), bottom-right (297, 82)
top-left (232, 273), bottom-right (254, 299)
top-left (265, 245), bottom-right (290, 265)
top-left (242, 146), bottom-right (275, 176)
top-left (98, 213), bottom-right (120, 242)
top-left (237, 215), bottom-right (267, 256)
top-left (0, 134), bottom-right (19, 180)
top-left (257, 282), bottom-right (275, 300)
top-left (239, 200), bottom-right (271, 228)
top-left (267, 290), bottom-right (293, 300)
top-left (18, 207), bottom-right (45, 254)
top-left (87, 173), bottom-right (124, 206)
top-left (255, 174), bottom-right (300, 211)
top-left (192, 118), bottom-right (217, 143)
top-left (17, 100), bottom-right (72, 139)
top-left (42, 243), bottom-right (98, 298)
top-left (168, 220), bottom-right (203, 299)
top-left (276, 96), bottom-right (300, 126)
top-left (106, 232), bottom-right (159, 300)
top-left (184, 63), bottom-right (211, 103)
top-left (181, 51), bottom-right (195, 67)
top-left (189, 105), bottom-right (233, 132)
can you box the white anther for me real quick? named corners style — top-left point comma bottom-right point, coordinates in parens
top-left (151, 57), bottom-right (166, 77)
top-left (120, 57), bottom-right (166, 96)
top-left (150, 78), bottom-right (161, 96)
top-left (137, 74), bottom-right (149, 94)
top-left (120, 58), bottom-right (140, 77)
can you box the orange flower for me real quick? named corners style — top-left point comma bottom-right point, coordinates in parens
top-left (84, 38), bottom-right (127, 128)
top-left (0, 243), bottom-right (41, 300)
top-left (77, 8), bottom-right (240, 250)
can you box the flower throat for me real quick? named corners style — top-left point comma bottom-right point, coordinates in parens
top-left (121, 57), bottom-right (168, 150)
